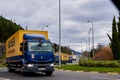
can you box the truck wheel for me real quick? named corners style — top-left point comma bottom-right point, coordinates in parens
top-left (8, 67), bottom-right (14, 72)
top-left (45, 71), bottom-right (53, 76)
top-left (20, 67), bottom-right (26, 76)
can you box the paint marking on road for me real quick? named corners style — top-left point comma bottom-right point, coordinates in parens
top-left (0, 78), bottom-right (10, 80)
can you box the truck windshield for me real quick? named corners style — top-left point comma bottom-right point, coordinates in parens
top-left (28, 42), bottom-right (52, 52)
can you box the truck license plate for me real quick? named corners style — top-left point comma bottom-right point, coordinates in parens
top-left (39, 68), bottom-right (45, 70)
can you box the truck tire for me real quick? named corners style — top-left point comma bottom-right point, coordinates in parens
top-left (8, 67), bottom-right (15, 72)
top-left (20, 67), bottom-right (26, 76)
top-left (45, 71), bottom-right (53, 76)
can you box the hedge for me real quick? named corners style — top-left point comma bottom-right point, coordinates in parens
top-left (79, 58), bottom-right (120, 67)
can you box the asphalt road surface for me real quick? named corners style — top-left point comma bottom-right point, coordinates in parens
top-left (0, 68), bottom-right (120, 80)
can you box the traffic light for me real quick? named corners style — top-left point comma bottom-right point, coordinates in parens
top-left (111, 0), bottom-right (120, 11)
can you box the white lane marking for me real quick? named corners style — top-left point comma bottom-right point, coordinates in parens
top-left (0, 78), bottom-right (10, 80)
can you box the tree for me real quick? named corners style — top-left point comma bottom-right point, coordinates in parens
top-left (94, 46), bottom-right (113, 60)
top-left (0, 16), bottom-right (24, 42)
top-left (118, 13), bottom-right (120, 43)
top-left (107, 15), bottom-right (120, 60)
top-left (52, 43), bottom-right (72, 55)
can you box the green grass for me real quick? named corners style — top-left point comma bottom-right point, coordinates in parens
top-left (56, 64), bottom-right (120, 73)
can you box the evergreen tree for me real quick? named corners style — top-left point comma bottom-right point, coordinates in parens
top-left (118, 13), bottom-right (120, 42)
top-left (108, 15), bottom-right (120, 60)
top-left (117, 13), bottom-right (120, 59)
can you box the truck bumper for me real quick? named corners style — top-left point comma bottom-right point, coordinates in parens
top-left (23, 63), bottom-right (54, 72)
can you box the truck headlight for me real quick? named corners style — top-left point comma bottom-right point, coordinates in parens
top-left (27, 64), bottom-right (33, 67)
top-left (50, 63), bottom-right (54, 66)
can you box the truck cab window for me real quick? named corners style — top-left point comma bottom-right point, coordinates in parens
top-left (28, 42), bottom-right (52, 52)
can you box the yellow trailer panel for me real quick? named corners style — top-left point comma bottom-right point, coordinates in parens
top-left (61, 54), bottom-right (69, 61)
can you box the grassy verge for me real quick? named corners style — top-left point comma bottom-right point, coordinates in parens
top-left (56, 64), bottom-right (120, 73)
top-left (0, 54), bottom-right (6, 68)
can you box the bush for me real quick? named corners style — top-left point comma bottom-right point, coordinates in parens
top-left (85, 61), bottom-right (96, 67)
top-left (95, 61), bottom-right (119, 67)
top-left (79, 58), bottom-right (95, 67)
top-left (108, 61), bottom-right (120, 67)
top-left (117, 60), bottom-right (120, 63)
top-left (79, 57), bottom-right (88, 66)
top-left (79, 58), bottom-right (120, 67)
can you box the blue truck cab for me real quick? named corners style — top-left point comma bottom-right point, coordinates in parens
top-left (19, 34), bottom-right (54, 75)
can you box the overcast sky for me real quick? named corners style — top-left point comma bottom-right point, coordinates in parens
top-left (0, 0), bottom-right (119, 52)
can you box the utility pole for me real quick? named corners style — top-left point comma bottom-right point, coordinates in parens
top-left (88, 28), bottom-right (92, 59)
top-left (58, 0), bottom-right (61, 67)
top-left (87, 21), bottom-right (94, 59)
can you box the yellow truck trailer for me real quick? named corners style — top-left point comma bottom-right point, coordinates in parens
top-left (54, 53), bottom-right (70, 64)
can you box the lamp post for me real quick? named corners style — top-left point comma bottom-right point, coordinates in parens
top-left (87, 21), bottom-right (94, 59)
top-left (88, 28), bottom-right (92, 59)
top-left (58, 0), bottom-right (61, 67)
top-left (42, 25), bottom-right (48, 30)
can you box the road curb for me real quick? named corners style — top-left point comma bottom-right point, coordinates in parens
top-left (107, 72), bottom-right (119, 75)
top-left (89, 71), bottom-right (99, 73)
top-left (55, 69), bottom-right (120, 75)
top-left (76, 71), bottom-right (84, 72)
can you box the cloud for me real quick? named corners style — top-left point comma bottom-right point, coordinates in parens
top-left (0, 0), bottom-right (118, 52)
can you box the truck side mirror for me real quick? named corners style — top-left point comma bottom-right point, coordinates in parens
top-left (20, 43), bottom-right (23, 46)
top-left (20, 47), bottom-right (23, 51)
top-left (20, 42), bottom-right (23, 51)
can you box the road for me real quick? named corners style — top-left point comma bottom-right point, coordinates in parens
top-left (0, 68), bottom-right (120, 80)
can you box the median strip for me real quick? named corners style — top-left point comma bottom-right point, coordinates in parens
top-left (56, 68), bottom-right (120, 75)
top-left (55, 64), bottom-right (120, 75)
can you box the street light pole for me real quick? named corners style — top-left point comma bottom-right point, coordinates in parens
top-left (58, 0), bottom-right (61, 67)
top-left (88, 28), bottom-right (91, 59)
top-left (87, 21), bottom-right (94, 59)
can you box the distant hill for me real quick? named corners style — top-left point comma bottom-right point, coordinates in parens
top-left (0, 15), bottom-right (24, 42)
